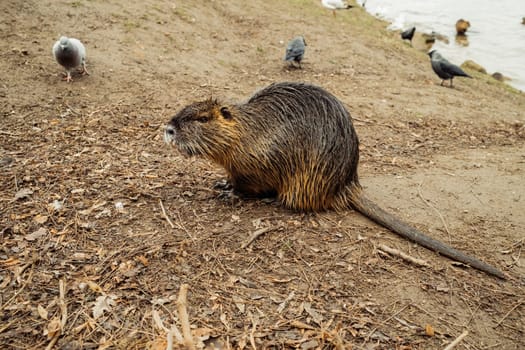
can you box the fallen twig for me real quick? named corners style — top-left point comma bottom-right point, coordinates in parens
top-left (241, 227), bottom-right (277, 249)
top-left (495, 299), bottom-right (523, 328)
top-left (45, 279), bottom-right (67, 350)
top-left (378, 244), bottom-right (430, 267)
top-left (363, 304), bottom-right (410, 343)
top-left (159, 199), bottom-right (175, 228)
top-left (152, 309), bottom-right (183, 350)
top-left (417, 181), bottom-right (451, 239)
top-left (166, 330), bottom-right (173, 350)
top-left (174, 209), bottom-right (196, 242)
top-left (1, 262), bottom-right (34, 310)
top-left (323, 322), bottom-right (345, 350)
top-left (0, 318), bottom-right (18, 334)
top-left (249, 313), bottom-right (258, 350)
top-left (290, 320), bottom-right (316, 330)
top-left (177, 283), bottom-right (195, 350)
top-left (443, 330), bottom-right (468, 350)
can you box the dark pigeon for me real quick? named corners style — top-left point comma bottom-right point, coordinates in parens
top-left (428, 50), bottom-right (471, 87)
top-left (401, 26), bottom-right (416, 44)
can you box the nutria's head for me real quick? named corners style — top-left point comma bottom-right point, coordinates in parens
top-left (455, 19), bottom-right (470, 35)
top-left (164, 99), bottom-right (240, 162)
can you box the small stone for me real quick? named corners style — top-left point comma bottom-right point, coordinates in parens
top-left (461, 60), bottom-right (486, 74)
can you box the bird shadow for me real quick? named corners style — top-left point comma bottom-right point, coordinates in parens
top-left (283, 63), bottom-right (305, 71)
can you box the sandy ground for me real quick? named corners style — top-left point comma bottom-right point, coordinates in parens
top-left (1, 0), bottom-right (524, 349)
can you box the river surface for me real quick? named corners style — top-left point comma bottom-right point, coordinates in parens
top-left (360, 0), bottom-right (525, 91)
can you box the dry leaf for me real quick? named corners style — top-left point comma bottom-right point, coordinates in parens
top-left (200, 333), bottom-right (225, 349)
top-left (1, 257), bottom-right (20, 267)
top-left (79, 200), bottom-right (106, 216)
top-left (192, 327), bottom-right (214, 338)
top-left (49, 200), bottom-right (63, 211)
top-left (33, 214), bottom-right (48, 224)
top-left (25, 227), bottom-right (47, 241)
top-left (220, 313), bottom-right (229, 330)
top-left (136, 255), bottom-right (149, 266)
top-left (72, 253), bottom-right (90, 261)
top-left (303, 302), bottom-right (323, 326)
top-left (78, 221), bottom-right (95, 229)
top-left (301, 339), bottom-right (319, 350)
top-left (97, 336), bottom-right (113, 350)
top-left (115, 201), bottom-right (125, 212)
top-left (237, 277), bottom-right (257, 288)
top-left (37, 304), bottom-right (48, 320)
top-left (148, 336), bottom-right (167, 350)
top-left (425, 324), bottom-right (435, 337)
top-left (0, 273), bottom-right (11, 289)
top-left (232, 295), bottom-right (245, 314)
top-left (118, 260), bottom-right (140, 277)
top-left (277, 291), bottom-right (295, 314)
top-left (72, 320), bottom-right (92, 334)
top-left (86, 280), bottom-right (104, 293)
top-left (44, 317), bottom-right (61, 339)
top-left (436, 284), bottom-right (450, 293)
top-left (92, 294), bottom-right (116, 320)
top-left (152, 309), bottom-right (168, 332)
top-left (14, 188), bottom-right (33, 200)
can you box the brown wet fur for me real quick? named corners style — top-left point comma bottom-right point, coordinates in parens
top-left (166, 82), bottom-right (505, 279)
top-left (456, 19), bottom-right (471, 35)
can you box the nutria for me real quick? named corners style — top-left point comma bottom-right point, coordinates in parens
top-left (492, 72), bottom-right (504, 81)
top-left (164, 82), bottom-right (505, 279)
top-left (456, 19), bottom-right (470, 35)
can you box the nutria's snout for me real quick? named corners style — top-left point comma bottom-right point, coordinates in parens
top-left (164, 124), bottom-right (176, 145)
top-left (163, 121), bottom-right (200, 157)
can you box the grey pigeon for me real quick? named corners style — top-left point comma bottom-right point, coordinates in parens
top-left (284, 36), bottom-right (306, 68)
top-left (52, 36), bottom-right (88, 82)
top-left (428, 50), bottom-right (471, 87)
top-left (401, 26), bottom-right (416, 44)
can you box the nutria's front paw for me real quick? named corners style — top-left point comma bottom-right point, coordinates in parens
top-left (213, 179), bottom-right (233, 191)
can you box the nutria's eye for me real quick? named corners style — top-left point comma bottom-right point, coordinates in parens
top-left (220, 107), bottom-right (232, 120)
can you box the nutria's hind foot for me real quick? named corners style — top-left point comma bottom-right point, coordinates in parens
top-left (213, 178), bottom-right (280, 207)
top-left (260, 197), bottom-right (279, 206)
top-left (214, 179), bottom-right (239, 202)
top-left (216, 189), bottom-right (241, 204)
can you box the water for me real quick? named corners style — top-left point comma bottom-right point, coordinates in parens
top-left (360, 0), bottom-right (525, 91)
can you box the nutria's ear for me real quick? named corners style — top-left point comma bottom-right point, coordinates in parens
top-left (220, 106), bottom-right (232, 120)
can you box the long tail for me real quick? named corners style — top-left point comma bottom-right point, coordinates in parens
top-left (345, 185), bottom-right (506, 279)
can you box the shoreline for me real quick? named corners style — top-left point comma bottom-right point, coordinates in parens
top-left (360, 2), bottom-right (524, 92)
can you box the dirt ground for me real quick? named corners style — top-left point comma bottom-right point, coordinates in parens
top-left (1, 0), bottom-right (524, 349)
